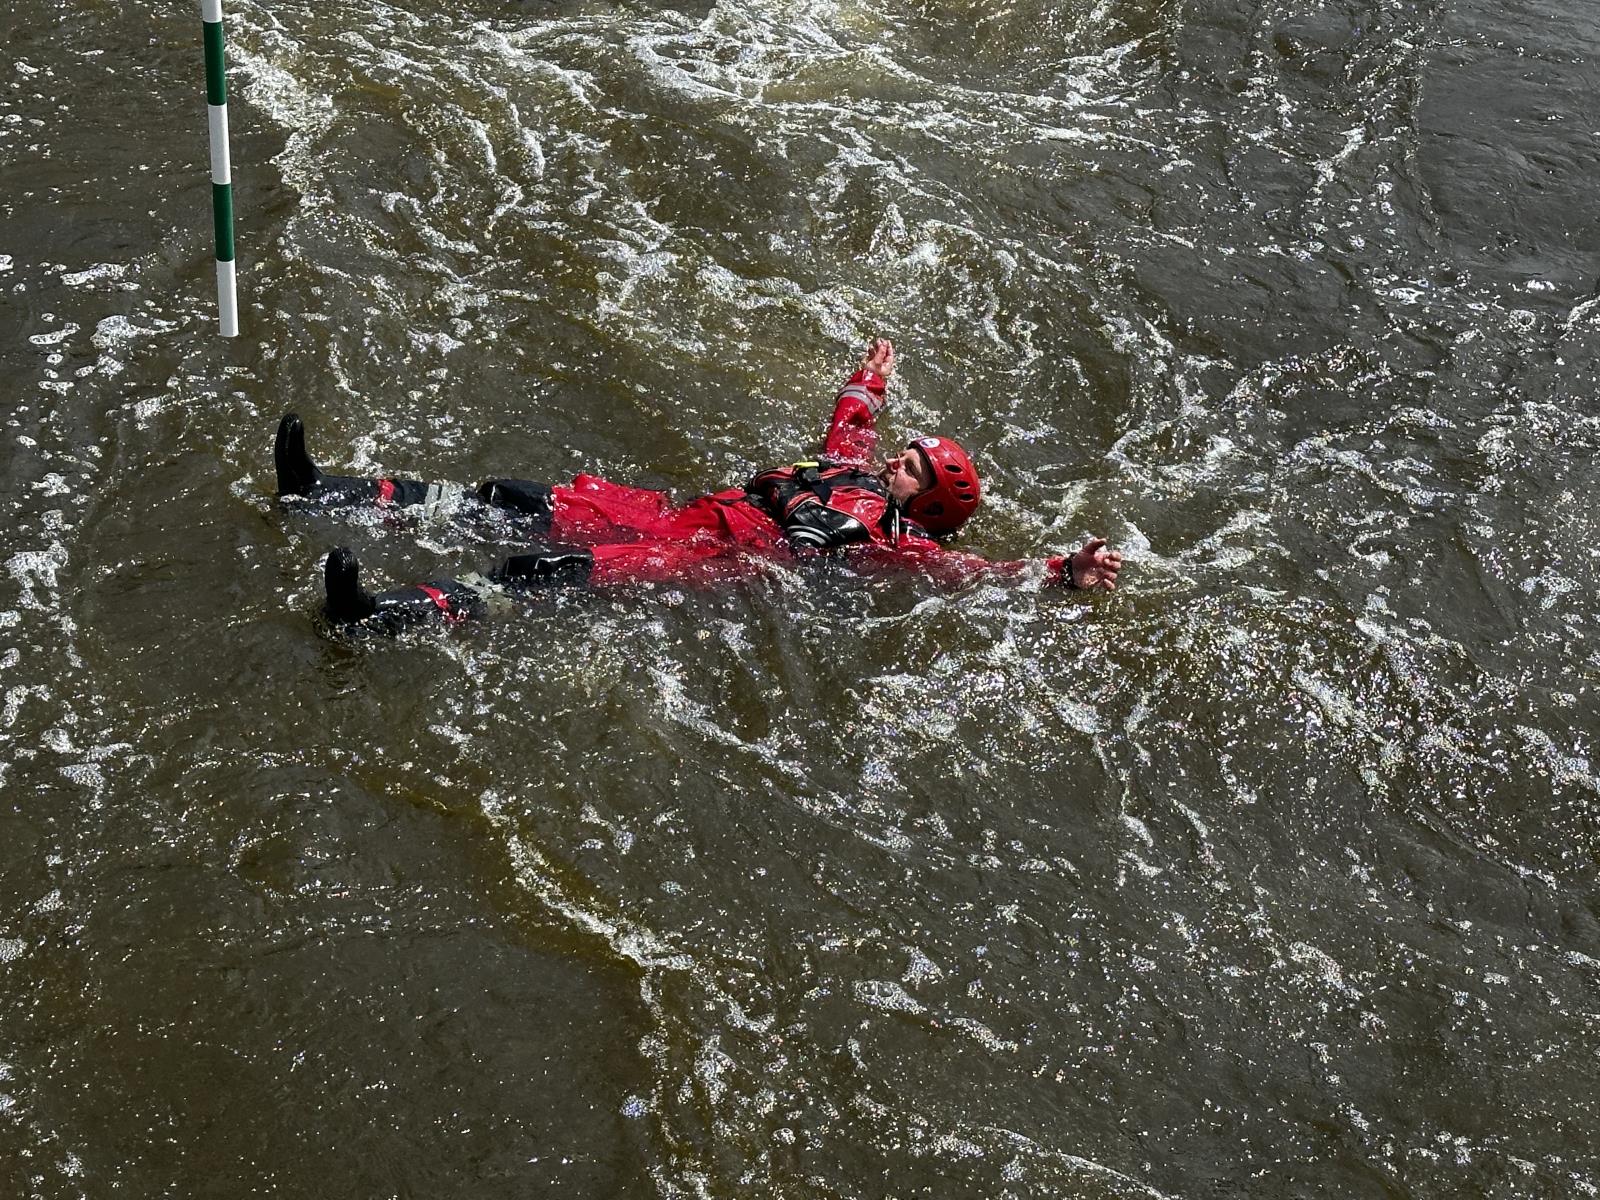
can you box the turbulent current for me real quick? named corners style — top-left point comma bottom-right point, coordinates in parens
top-left (2, 0), bottom-right (1598, 1195)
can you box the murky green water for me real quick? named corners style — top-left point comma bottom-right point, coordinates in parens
top-left (2, 0), bottom-right (1598, 1195)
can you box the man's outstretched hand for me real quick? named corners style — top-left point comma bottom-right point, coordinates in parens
top-left (1068, 538), bottom-right (1122, 591)
top-left (860, 337), bottom-right (895, 379)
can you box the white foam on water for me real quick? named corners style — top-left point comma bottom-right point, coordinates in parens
top-left (1561, 294), bottom-right (1600, 331)
top-left (947, 1017), bottom-right (1017, 1053)
top-left (693, 1040), bottom-right (736, 1106)
top-left (406, 329), bottom-right (464, 355)
top-left (59, 262), bottom-right (127, 287)
top-left (1312, 126), bottom-right (1367, 194)
top-left (1120, 812), bottom-right (1153, 847)
top-left (629, 31), bottom-right (748, 104)
top-left (27, 322), bottom-right (78, 347)
top-left (2, 686), bottom-right (49, 730)
top-left (853, 978), bottom-right (924, 1013)
top-left (1514, 725), bottom-right (1599, 794)
top-left (1291, 668), bottom-right (1358, 730)
top-left (1288, 941), bottom-right (1363, 1000)
top-left (477, 24), bottom-right (601, 109)
top-left (650, 662), bottom-right (774, 756)
top-left (929, 1132), bottom-right (985, 1159)
top-left (1046, 691), bottom-right (1101, 736)
top-left (6, 543), bottom-right (67, 611)
top-left (87, 313), bottom-right (176, 383)
top-left (228, 41), bottom-right (338, 197)
top-left (979, 1125), bottom-right (1178, 1199)
top-left (901, 947), bottom-right (943, 985)
top-left (478, 788), bottom-right (694, 973)
top-left (58, 763), bottom-right (105, 801)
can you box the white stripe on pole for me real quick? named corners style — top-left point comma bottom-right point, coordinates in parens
top-left (201, 0), bottom-right (237, 337)
top-left (216, 259), bottom-right (239, 338)
top-left (207, 105), bottom-right (231, 184)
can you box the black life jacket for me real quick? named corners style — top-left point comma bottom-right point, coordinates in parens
top-left (744, 460), bottom-right (916, 549)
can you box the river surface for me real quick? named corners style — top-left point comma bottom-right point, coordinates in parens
top-left (2, 0), bottom-right (1599, 1196)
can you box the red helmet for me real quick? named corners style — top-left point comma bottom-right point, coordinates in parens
top-left (905, 436), bottom-right (981, 535)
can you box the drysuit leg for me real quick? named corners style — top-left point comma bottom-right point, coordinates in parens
top-left (278, 413), bottom-right (557, 532)
top-left (276, 413), bottom-right (441, 507)
top-left (322, 545), bottom-right (595, 635)
top-left (585, 539), bottom-right (770, 587)
top-left (322, 546), bottom-right (488, 634)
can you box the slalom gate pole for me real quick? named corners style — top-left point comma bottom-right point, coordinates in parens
top-left (201, 0), bottom-right (238, 336)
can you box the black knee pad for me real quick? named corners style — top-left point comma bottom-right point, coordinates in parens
top-left (491, 547), bottom-right (593, 590)
top-left (476, 479), bottom-right (554, 532)
top-left (308, 474), bottom-right (386, 506)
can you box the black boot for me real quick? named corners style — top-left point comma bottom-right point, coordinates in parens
top-left (276, 413), bottom-right (428, 507)
top-left (323, 547), bottom-right (483, 634)
top-left (323, 546), bottom-right (378, 622)
top-left (275, 413), bottom-right (321, 497)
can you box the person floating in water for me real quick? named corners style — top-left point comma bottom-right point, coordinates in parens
top-left (277, 339), bottom-right (1124, 632)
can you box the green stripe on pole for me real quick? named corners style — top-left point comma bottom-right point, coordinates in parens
top-left (201, 0), bottom-right (238, 335)
top-left (212, 183), bottom-right (235, 261)
top-left (204, 21), bottom-right (228, 106)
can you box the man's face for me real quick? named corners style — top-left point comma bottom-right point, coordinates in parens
top-left (880, 446), bottom-right (934, 505)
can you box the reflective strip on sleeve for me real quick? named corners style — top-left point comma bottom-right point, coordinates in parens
top-left (839, 384), bottom-right (884, 413)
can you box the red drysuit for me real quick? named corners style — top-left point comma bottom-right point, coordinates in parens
top-left (527, 368), bottom-right (1068, 588)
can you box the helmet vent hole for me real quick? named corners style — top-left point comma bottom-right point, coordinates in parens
top-left (945, 464), bottom-right (962, 473)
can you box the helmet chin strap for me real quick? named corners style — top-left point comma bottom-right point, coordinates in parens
top-left (884, 500), bottom-right (904, 545)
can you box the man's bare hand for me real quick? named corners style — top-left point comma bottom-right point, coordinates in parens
top-left (860, 338), bottom-right (895, 379)
top-left (1068, 538), bottom-right (1122, 591)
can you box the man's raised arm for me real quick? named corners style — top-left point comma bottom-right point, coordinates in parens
top-left (823, 338), bottom-right (895, 465)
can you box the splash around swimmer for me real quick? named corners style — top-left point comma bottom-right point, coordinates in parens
top-left (277, 338), bottom-right (1123, 634)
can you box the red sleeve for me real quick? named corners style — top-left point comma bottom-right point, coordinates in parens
top-left (854, 537), bottom-right (1072, 589)
top-left (822, 369), bottom-right (888, 466)
top-left (587, 538), bottom-right (1076, 591)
